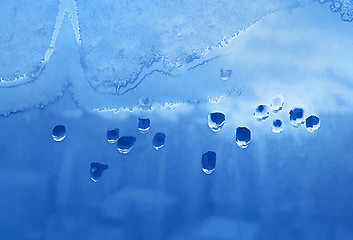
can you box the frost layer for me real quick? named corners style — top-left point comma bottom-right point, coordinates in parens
top-left (0, 0), bottom-right (58, 80)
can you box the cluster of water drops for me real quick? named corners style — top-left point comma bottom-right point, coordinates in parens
top-left (51, 117), bottom-right (166, 182)
top-left (50, 93), bottom-right (321, 179)
top-left (202, 94), bottom-right (321, 175)
top-left (204, 111), bottom-right (252, 175)
top-left (253, 95), bottom-right (320, 134)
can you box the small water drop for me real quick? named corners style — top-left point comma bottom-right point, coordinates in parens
top-left (220, 69), bottom-right (232, 81)
top-left (305, 115), bottom-right (320, 132)
top-left (139, 97), bottom-right (152, 110)
top-left (254, 104), bottom-right (269, 121)
top-left (138, 118), bottom-right (150, 134)
top-left (107, 128), bottom-right (119, 143)
top-left (289, 107), bottom-right (305, 127)
top-left (235, 127), bottom-right (251, 148)
top-left (202, 151), bottom-right (216, 174)
top-left (153, 132), bottom-right (166, 150)
top-left (117, 136), bottom-right (136, 154)
top-left (272, 119), bottom-right (283, 133)
top-left (90, 162), bottom-right (108, 182)
top-left (208, 112), bottom-right (225, 132)
top-left (52, 125), bottom-right (66, 142)
top-left (271, 95), bottom-right (284, 113)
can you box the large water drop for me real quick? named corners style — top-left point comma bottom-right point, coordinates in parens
top-left (52, 125), bottom-right (66, 142)
top-left (305, 115), bottom-right (320, 132)
top-left (117, 136), bottom-right (136, 154)
top-left (272, 119), bottom-right (283, 133)
top-left (90, 162), bottom-right (108, 182)
top-left (208, 112), bottom-right (225, 132)
top-left (271, 95), bottom-right (284, 113)
top-left (138, 118), bottom-right (150, 134)
top-left (235, 127), bottom-right (251, 148)
top-left (289, 107), bottom-right (305, 127)
top-left (153, 132), bottom-right (166, 150)
top-left (202, 151), bottom-right (216, 174)
top-left (254, 104), bottom-right (269, 121)
top-left (107, 128), bottom-right (119, 143)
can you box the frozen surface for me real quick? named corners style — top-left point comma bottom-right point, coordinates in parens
top-left (0, 0), bottom-right (353, 239)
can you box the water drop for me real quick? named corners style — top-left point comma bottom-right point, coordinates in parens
top-left (90, 162), bottom-right (108, 182)
top-left (138, 118), bottom-right (150, 134)
top-left (202, 151), bottom-right (216, 174)
top-left (117, 136), bottom-right (136, 154)
top-left (271, 95), bottom-right (284, 113)
top-left (107, 128), bottom-right (119, 143)
top-left (289, 107), bottom-right (305, 127)
top-left (153, 132), bottom-right (166, 150)
top-left (235, 127), bottom-right (251, 148)
top-left (208, 112), bottom-right (225, 132)
top-left (220, 69), bottom-right (232, 81)
top-left (52, 125), bottom-right (66, 142)
top-left (139, 97), bottom-right (152, 110)
top-left (305, 115), bottom-right (320, 132)
top-left (254, 104), bottom-right (269, 121)
top-left (272, 119), bottom-right (283, 133)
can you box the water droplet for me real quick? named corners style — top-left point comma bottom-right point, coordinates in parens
top-left (117, 136), bottom-right (136, 154)
top-left (305, 115), bottom-right (320, 132)
top-left (138, 118), bottom-right (150, 134)
top-left (52, 125), bottom-right (66, 142)
top-left (271, 95), bottom-right (284, 113)
top-left (107, 128), bottom-right (119, 143)
top-left (202, 151), bottom-right (216, 174)
top-left (272, 119), bottom-right (283, 133)
top-left (139, 97), bottom-right (152, 110)
top-left (254, 104), bottom-right (269, 121)
top-left (235, 127), bottom-right (251, 148)
top-left (289, 107), bottom-right (305, 127)
top-left (208, 112), bottom-right (225, 132)
top-left (90, 162), bottom-right (108, 182)
top-left (220, 69), bottom-right (232, 81)
top-left (153, 132), bottom-right (166, 150)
